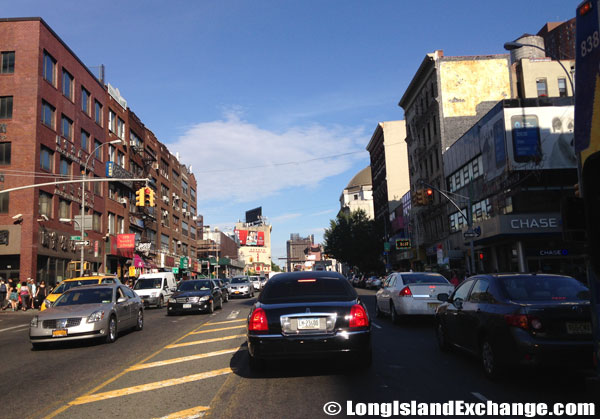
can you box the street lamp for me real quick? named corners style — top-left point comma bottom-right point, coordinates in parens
top-left (503, 41), bottom-right (574, 94)
top-left (79, 139), bottom-right (124, 276)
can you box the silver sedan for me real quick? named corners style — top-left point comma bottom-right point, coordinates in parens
top-left (29, 283), bottom-right (144, 349)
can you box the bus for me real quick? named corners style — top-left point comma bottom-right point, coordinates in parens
top-left (65, 260), bottom-right (91, 279)
top-left (575, 0), bottom-right (600, 374)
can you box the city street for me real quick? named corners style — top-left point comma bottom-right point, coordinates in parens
top-left (0, 288), bottom-right (598, 419)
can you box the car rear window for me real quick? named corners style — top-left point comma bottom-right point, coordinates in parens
top-left (401, 274), bottom-right (449, 285)
top-left (499, 275), bottom-right (590, 301)
top-left (260, 277), bottom-right (355, 303)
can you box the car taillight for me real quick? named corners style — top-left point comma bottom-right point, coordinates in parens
top-left (399, 286), bottom-right (412, 297)
top-left (248, 308), bottom-right (268, 332)
top-left (349, 304), bottom-right (369, 328)
top-left (504, 314), bottom-right (542, 331)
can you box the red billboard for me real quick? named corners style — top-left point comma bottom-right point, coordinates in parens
top-left (117, 234), bottom-right (135, 249)
top-left (236, 230), bottom-right (264, 246)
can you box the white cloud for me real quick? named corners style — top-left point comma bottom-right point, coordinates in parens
top-left (270, 213), bottom-right (303, 223)
top-left (170, 112), bottom-right (366, 202)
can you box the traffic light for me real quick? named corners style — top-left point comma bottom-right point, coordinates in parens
top-left (425, 188), bottom-right (433, 204)
top-left (413, 189), bottom-right (424, 206)
top-left (135, 188), bottom-right (145, 207)
top-left (144, 187), bottom-right (155, 207)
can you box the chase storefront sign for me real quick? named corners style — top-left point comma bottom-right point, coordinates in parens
top-left (474, 213), bottom-right (562, 240)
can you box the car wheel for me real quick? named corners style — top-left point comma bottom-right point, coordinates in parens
top-left (390, 302), bottom-right (399, 324)
top-left (249, 354), bottom-right (266, 372)
top-left (157, 296), bottom-right (164, 309)
top-left (135, 309), bottom-right (144, 331)
top-left (481, 338), bottom-right (502, 379)
top-left (207, 300), bottom-right (214, 314)
top-left (436, 322), bottom-right (450, 352)
top-left (375, 301), bottom-right (382, 318)
top-left (105, 316), bottom-right (117, 343)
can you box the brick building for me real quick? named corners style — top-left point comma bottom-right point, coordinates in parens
top-left (0, 18), bottom-right (199, 285)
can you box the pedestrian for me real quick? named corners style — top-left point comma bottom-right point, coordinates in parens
top-left (0, 278), bottom-right (7, 310)
top-left (450, 271), bottom-right (460, 287)
top-left (8, 283), bottom-right (19, 311)
top-left (34, 280), bottom-right (47, 309)
top-left (19, 281), bottom-right (30, 311)
top-left (29, 278), bottom-right (37, 309)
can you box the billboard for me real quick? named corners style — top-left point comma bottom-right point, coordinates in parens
top-left (245, 207), bottom-right (262, 224)
top-left (236, 230), bottom-right (265, 246)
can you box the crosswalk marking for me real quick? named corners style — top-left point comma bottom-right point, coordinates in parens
top-left (204, 319), bottom-right (245, 326)
top-left (70, 368), bottom-right (233, 405)
top-left (189, 325), bottom-right (245, 335)
top-left (166, 334), bottom-right (245, 349)
top-left (0, 324), bottom-right (29, 333)
top-left (154, 405), bottom-right (210, 419)
top-left (127, 348), bottom-right (238, 371)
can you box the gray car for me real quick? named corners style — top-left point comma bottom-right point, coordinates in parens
top-left (228, 276), bottom-right (255, 298)
top-left (29, 283), bottom-right (144, 349)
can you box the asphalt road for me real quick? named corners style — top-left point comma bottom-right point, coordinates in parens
top-left (1, 288), bottom-right (599, 419)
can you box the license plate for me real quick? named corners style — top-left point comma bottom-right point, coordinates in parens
top-left (297, 318), bottom-right (320, 329)
top-left (234, 291), bottom-right (240, 294)
top-left (52, 329), bottom-right (67, 337)
top-left (427, 302), bottom-right (440, 310)
top-left (183, 303), bottom-right (192, 309)
top-left (566, 322), bottom-right (592, 334)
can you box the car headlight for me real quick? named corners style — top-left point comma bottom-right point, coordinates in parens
top-left (168, 298), bottom-right (176, 303)
top-left (30, 316), bottom-right (39, 328)
top-left (44, 299), bottom-right (52, 308)
top-left (151, 292), bottom-right (158, 297)
top-left (240, 286), bottom-right (248, 290)
top-left (87, 310), bottom-right (105, 323)
top-left (199, 295), bottom-right (210, 302)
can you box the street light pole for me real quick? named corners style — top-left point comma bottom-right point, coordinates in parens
top-left (80, 139), bottom-right (124, 276)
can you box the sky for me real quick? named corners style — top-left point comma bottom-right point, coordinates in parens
top-left (3, 0), bottom-right (578, 267)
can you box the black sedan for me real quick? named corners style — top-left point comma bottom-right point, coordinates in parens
top-left (246, 271), bottom-right (372, 370)
top-left (167, 279), bottom-right (223, 315)
top-left (435, 273), bottom-right (594, 378)
top-left (214, 279), bottom-right (230, 303)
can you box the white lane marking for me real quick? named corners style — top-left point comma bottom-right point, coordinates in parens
top-left (0, 324), bottom-right (29, 333)
top-left (226, 310), bottom-right (240, 320)
top-left (372, 323), bottom-right (382, 329)
top-left (471, 392), bottom-right (488, 402)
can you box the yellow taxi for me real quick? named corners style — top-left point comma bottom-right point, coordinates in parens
top-left (41, 275), bottom-right (121, 311)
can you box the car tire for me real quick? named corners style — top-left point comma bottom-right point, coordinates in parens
top-left (390, 302), bottom-right (399, 324)
top-left (436, 322), bottom-right (450, 352)
top-left (105, 316), bottom-right (117, 343)
top-left (375, 302), bottom-right (382, 318)
top-left (481, 337), bottom-right (502, 379)
top-left (135, 309), bottom-right (144, 331)
top-left (157, 296), bottom-right (164, 309)
top-left (249, 354), bottom-right (266, 372)
top-left (207, 300), bottom-right (214, 314)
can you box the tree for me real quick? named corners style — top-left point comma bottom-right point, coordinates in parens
top-left (271, 262), bottom-right (281, 272)
top-left (324, 209), bottom-right (383, 274)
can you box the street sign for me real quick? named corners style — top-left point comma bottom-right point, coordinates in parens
top-left (70, 235), bottom-right (81, 241)
top-left (74, 240), bottom-right (90, 246)
top-left (172, 267), bottom-right (179, 274)
top-left (463, 231), bottom-right (477, 239)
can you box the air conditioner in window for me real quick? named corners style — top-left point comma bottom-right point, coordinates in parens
top-left (177, 240), bottom-right (182, 245)
top-left (192, 216), bottom-right (198, 221)
top-left (56, 135), bottom-right (61, 144)
top-left (152, 162), bottom-right (159, 170)
top-left (161, 220), bottom-right (165, 226)
top-left (172, 192), bottom-right (176, 197)
top-left (129, 140), bottom-right (136, 147)
top-left (175, 228), bottom-right (179, 232)
top-left (162, 196), bottom-right (169, 203)
top-left (118, 197), bottom-right (127, 205)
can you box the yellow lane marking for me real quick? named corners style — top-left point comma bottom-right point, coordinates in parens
top-left (43, 321), bottom-right (216, 419)
top-left (166, 334), bottom-right (245, 349)
top-left (154, 405), bottom-right (210, 419)
top-left (189, 325), bottom-right (245, 335)
top-left (70, 368), bottom-right (233, 405)
top-left (204, 319), bottom-right (246, 326)
top-left (127, 348), bottom-right (239, 371)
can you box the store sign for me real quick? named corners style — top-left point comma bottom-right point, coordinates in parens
top-left (117, 234), bottom-right (135, 249)
top-left (525, 248), bottom-right (570, 257)
top-left (180, 257), bottom-right (189, 269)
top-left (509, 216), bottom-right (559, 230)
top-left (396, 239), bottom-right (411, 249)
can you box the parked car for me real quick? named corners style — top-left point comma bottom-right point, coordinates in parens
top-left (435, 273), bottom-right (594, 378)
top-left (259, 276), bottom-right (268, 288)
top-left (214, 279), bottom-right (230, 302)
top-left (375, 272), bottom-right (454, 322)
top-left (133, 272), bottom-right (177, 308)
top-left (30, 283), bottom-right (143, 348)
top-left (41, 275), bottom-right (121, 311)
top-left (229, 276), bottom-right (255, 298)
top-left (370, 277), bottom-right (382, 289)
top-left (249, 276), bottom-right (262, 291)
top-left (247, 271), bottom-right (372, 370)
top-left (366, 276), bottom-right (381, 289)
top-left (167, 279), bottom-right (223, 315)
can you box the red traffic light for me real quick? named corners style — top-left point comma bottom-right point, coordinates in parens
top-left (426, 188), bottom-right (433, 196)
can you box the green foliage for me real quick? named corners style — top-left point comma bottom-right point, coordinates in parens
top-left (323, 209), bottom-right (383, 273)
top-left (271, 262), bottom-right (281, 272)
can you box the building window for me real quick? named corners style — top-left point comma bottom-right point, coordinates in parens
top-left (536, 78), bottom-right (548, 97)
top-left (190, 187), bottom-right (196, 202)
top-left (39, 191), bottom-right (52, 217)
top-left (59, 157), bottom-right (70, 176)
top-left (117, 117), bottom-right (125, 139)
top-left (93, 212), bottom-right (101, 232)
top-left (182, 221), bottom-right (188, 237)
top-left (81, 87), bottom-right (90, 115)
top-left (0, 51), bottom-right (15, 74)
top-left (117, 151), bottom-right (125, 168)
top-left (43, 51), bottom-right (56, 85)
top-left (108, 109), bottom-right (116, 133)
top-left (94, 175), bottom-right (102, 196)
top-left (182, 180), bottom-right (188, 196)
top-left (108, 144), bottom-right (115, 162)
top-left (558, 78), bottom-right (567, 97)
top-left (94, 100), bottom-right (103, 126)
top-left (0, 193), bottom-right (8, 213)
top-left (0, 96), bottom-right (13, 119)
top-left (117, 216), bottom-right (124, 234)
top-left (172, 169), bottom-right (179, 185)
top-left (190, 225), bottom-right (196, 240)
top-left (94, 140), bottom-right (102, 159)
top-left (41, 100), bottom-right (55, 129)
top-left (108, 183), bottom-right (117, 200)
top-left (58, 199), bottom-right (70, 219)
top-left (130, 130), bottom-right (142, 147)
top-left (62, 69), bottom-right (73, 100)
top-left (40, 146), bottom-right (53, 171)
top-left (81, 130), bottom-right (90, 152)
top-left (61, 115), bottom-right (73, 140)
top-left (108, 213), bottom-right (115, 235)
top-left (0, 142), bottom-right (10, 165)
top-left (161, 234), bottom-right (169, 252)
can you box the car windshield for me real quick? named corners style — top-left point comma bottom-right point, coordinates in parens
top-left (178, 280), bottom-right (211, 291)
top-left (52, 279), bottom-right (99, 294)
top-left (54, 288), bottom-right (113, 306)
top-left (260, 276), bottom-right (355, 303)
top-left (401, 274), bottom-right (450, 285)
top-left (231, 277), bottom-right (249, 284)
top-left (499, 275), bottom-right (590, 301)
top-left (134, 278), bottom-right (162, 290)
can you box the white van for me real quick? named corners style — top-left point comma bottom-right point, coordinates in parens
top-left (133, 272), bottom-right (177, 308)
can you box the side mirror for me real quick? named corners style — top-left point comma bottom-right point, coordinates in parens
top-left (117, 297), bottom-right (127, 303)
top-left (437, 293), bottom-right (449, 302)
top-left (454, 298), bottom-right (463, 310)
